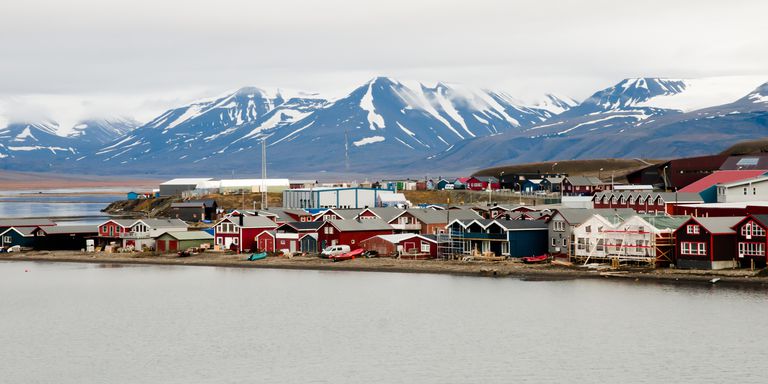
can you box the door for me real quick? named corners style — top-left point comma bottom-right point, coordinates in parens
top-left (169, 240), bottom-right (178, 251)
top-left (289, 240), bottom-right (296, 253)
top-left (157, 240), bottom-right (166, 252)
top-left (403, 241), bottom-right (415, 253)
top-left (224, 237), bottom-right (234, 248)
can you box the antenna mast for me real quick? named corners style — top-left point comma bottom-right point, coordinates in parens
top-left (261, 139), bottom-right (268, 209)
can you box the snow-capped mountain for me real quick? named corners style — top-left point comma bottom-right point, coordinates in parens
top-left (68, 118), bottom-right (138, 146)
top-left (0, 117), bottom-right (137, 170)
top-left (89, 87), bottom-right (329, 166)
top-left (416, 78), bottom-right (768, 173)
top-left (0, 122), bottom-right (78, 168)
top-left (4, 75), bottom-right (768, 176)
top-left (89, 77), bottom-right (556, 173)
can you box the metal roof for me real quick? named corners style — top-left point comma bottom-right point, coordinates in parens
top-left (160, 178), bottom-right (212, 185)
top-left (158, 231), bottom-right (214, 240)
top-left (688, 216), bottom-right (742, 234)
top-left (39, 225), bottom-right (98, 235)
top-left (136, 218), bottom-right (188, 228)
top-left (679, 170), bottom-right (767, 193)
top-left (328, 218), bottom-right (392, 232)
top-left (0, 219), bottom-right (55, 227)
top-left (0, 227), bottom-right (36, 236)
top-left (551, 208), bottom-right (636, 225)
top-left (364, 233), bottom-right (437, 244)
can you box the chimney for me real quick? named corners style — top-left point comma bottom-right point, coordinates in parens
top-left (239, 215), bottom-right (244, 227)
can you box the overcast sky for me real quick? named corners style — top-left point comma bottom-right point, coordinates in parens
top-left (1, 0), bottom-right (766, 124)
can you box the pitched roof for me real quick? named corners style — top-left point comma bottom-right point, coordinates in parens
top-left (102, 219), bottom-right (137, 227)
top-left (636, 215), bottom-right (690, 231)
top-left (364, 233), bottom-right (438, 244)
top-left (593, 191), bottom-right (703, 203)
top-left (364, 207), bottom-right (406, 222)
top-left (551, 208), bottom-right (636, 225)
top-left (136, 218), bottom-right (188, 228)
top-left (328, 218), bottom-right (392, 232)
top-left (720, 154), bottom-right (768, 171)
top-left (687, 216), bottom-right (742, 234)
top-left (679, 170), bottom-right (766, 193)
top-left (566, 176), bottom-right (604, 186)
top-left (160, 178), bottom-right (212, 185)
top-left (492, 219), bottom-right (548, 230)
top-left (221, 215), bottom-right (278, 228)
top-left (280, 221), bottom-right (324, 231)
top-left (172, 199), bottom-right (217, 208)
top-left (0, 219), bottom-right (55, 227)
top-left (717, 175), bottom-right (768, 188)
top-left (472, 176), bottom-right (498, 183)
top-left (0, 226), bottom-right (36, 236)
top-left (748, 214), bottom-right (768, 227)
top-left (159, 231), bottom-right (214, 240)
top-left (39, 225), bottom-right (98, 235)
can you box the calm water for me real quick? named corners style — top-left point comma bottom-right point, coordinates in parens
top-left (1, 261), bottom-right (766, 383)
top-left (0, 190), bottom-right (122, 221)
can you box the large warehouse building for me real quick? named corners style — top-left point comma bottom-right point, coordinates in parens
top-left (282, 187), bottom-right (396, 209)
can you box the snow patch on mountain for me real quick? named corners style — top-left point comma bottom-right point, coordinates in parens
top-left (353, 136), bottom-right (385, 146)
top-left (360, 81), bottom-right (385, 130)
top-left (636, 76), bottom-right (767, 112)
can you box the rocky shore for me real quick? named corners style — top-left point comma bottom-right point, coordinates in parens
top-left (4, 251), bottom-right (768, 288)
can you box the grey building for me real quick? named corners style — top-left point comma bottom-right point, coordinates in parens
top-left (547, 208), bottom-right (636, 255)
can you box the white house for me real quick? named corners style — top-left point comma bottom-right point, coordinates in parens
top-left (716, 175), bottom-right (768, 203)
top-left (121, 218), bottom-right (188, 250)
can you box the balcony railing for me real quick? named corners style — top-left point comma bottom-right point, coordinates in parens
top-left (456, 232), bottom-right (506, 240)
top-left (391, 223), bottom-right (422, 230)
top-left (119, 232), bottom-right (151, 239)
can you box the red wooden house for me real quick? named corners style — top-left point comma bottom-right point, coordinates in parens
top-left (316, 218), bottom-right (393, 250)
top-left (359, 233), bottom-right (438, 259)
top-left (593, 191), bottom-right (703, 214)
top-left (97, 219), bottom-right (137, 246)
top-left (466, 176), bottom-right (500, 191)
top-left (562, 176), bottom-right (612, 196)
top-left (733, 214), bottom-right (768, 268)
top-left (673, 216), bottom-right (741, 269)
top-left (213, 215), bottom-right (278, 253)
top-left (272, 222), bottom-right (323, 253)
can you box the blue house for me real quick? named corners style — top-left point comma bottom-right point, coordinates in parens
top-left (499, 220), bottom-right (548, 257)
top-left (127, 191), bottom-right (140, 200)
top-left (0, 227), bottom-right (36, 250)
top-left (521, 179), bottom-right (544, 193)
top-left (447, 218), bottom-right (548, 257)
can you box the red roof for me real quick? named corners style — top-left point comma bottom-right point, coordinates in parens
top-left (679, 170), bottom-right (767, 193)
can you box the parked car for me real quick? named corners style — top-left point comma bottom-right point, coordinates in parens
top-left (321, 245), bottom-right (351, 257)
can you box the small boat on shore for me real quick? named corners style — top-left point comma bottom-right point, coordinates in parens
top-left (247, 252), bottom-right (268, 261)
top-left (522, 254), bottom-right (549, 264)
top-left (330, 248), bottom-right (363, 262)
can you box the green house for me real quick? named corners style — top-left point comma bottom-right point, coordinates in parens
top-left (155, 231), bottom-right (214, 252)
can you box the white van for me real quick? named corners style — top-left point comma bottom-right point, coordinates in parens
top-left (321, 245), bottom-right (350, 257)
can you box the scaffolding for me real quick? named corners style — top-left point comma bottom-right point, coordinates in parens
top-left (437, 230), bottom-right (464, 260)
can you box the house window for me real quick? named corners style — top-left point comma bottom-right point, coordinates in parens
top-left (596, 239), bottom-right (604, 252)
top-left (233, 238), bottom-right (239, 245)
top-left (553, 220), bottom-right (565, 231)
top-left (216, 237), bottom-right (222, 245)
top-left (744, 187), bottom-right (748, 195)
top-left (741, 221), bottom-right (766, 237)
top-left (421, 242), bottom-right (430, 253)
top-left (2, 236), bottom-right (11, 243)
top-left (501, 242), bottom-right (509, 255)
top-left (551, 238), bottom-right (556, 246)
top-left (738, 242), bottom-right (765, 257)
top-left (576, 238), bottom-right (586, 250)
top-left (615, 239), bottom-right (623, 252)
top-left (680, 242), bottom-right (706, 256)
top-left (585, 225), bottom-right (592, 233)
top-left (686, 225), bottom-right (700, 235)
top-left (562, 238), bottom-right (567, 247)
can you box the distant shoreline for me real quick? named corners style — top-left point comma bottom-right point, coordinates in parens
top-left (3, 251), bottom-right (768, 288)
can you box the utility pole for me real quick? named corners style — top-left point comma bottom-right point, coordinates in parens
top-left (261, 139), bottom-right (268, 210)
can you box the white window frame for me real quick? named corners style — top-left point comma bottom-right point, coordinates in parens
top-left (421, 242), bottom-right (430, 253)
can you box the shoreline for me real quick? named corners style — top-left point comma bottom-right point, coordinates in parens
top-left (4, 251), bottom-right (768, 288)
